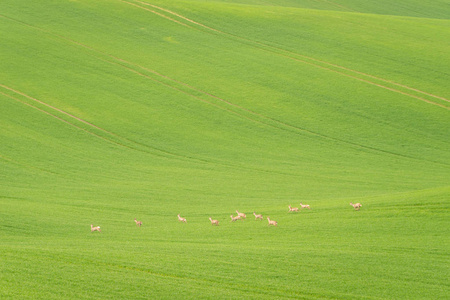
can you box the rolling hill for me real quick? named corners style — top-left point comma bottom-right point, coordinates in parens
top-left (1, 0), bottom-right (449, 298)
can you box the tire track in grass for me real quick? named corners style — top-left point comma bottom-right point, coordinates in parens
top-left (1, 14), bottom-right (447, 167)
top-left (114, 2), bottom-right (449, 164)
top-left (0, 84), bottom-right (113, 135)
top-left (0, 17), bottom-right (310, 176)
top-left (0, 13), bottom-right (342, 168)
top-left (0, 17), bottom-right (251, 168)
top-left (275, 53), bottom-right (450, 110)
top-left (0, 14), bottom-right (280, 170)
top-left (1, 82), bottom-right (275, 175)
top-left (116, 1), bottom-right (450, 163)
top-left (0, 88), bottom-right (144, 153)
top-left (140, 0), bottom-right (449, 103)
top-left (0, 85), bottom-right (210, 164)
top-left (124, 0), bottom-right (222, 33)
top-left (95, 57), bottom-right (450, 165)
top-left (118, 0), bottom-right (192, 29)
top-left (130, 0), bottom-right (449, 109)
top-left (95, 52), bottom-right (444, 165)
top-left (104, 51), bottom-right (450, 167)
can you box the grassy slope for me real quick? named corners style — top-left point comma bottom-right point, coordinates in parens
top-left (0, 0), bottom-right (449, 299)
top-left (185, 0), bottom-right (450, 19)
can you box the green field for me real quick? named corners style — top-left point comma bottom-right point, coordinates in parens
top-left (1, 0), bottom-right (449, 298)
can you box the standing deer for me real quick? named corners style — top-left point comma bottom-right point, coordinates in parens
top-left (134, 218), bottom-right (142, 227)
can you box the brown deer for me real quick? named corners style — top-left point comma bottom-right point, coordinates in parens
top-left (209, 217), bottom-right (219, 226)
top-left (350, 202), bottom-right (362, 210)
top-left (177, 214), bottom-right (187, 223)
top-left (236, 210), bottom-right (246, 219)
top-left (230, 215), bottom-right (241, 222)
top-left (267, 217), bottom-right (277, 226)
top-left (91, 224), bottom-right (101, 232)
top-left (288, 205), bottom-right (299, 212)
top-left (253, 212), bottom-right (263, 220)
top-left (300, 203), bottom-right (311, 210)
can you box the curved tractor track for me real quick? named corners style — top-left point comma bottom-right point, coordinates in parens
top-left (0, 5), bottom-right (448, 167)
top-left (123, 0), bottom-right (449, 109)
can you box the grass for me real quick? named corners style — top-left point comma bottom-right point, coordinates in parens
top-left (0, 0), bottom-right (449, 299)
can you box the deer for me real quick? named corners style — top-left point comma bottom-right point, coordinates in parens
top-left (230, 214), bottom-right (241, 222)
top-left (253, 212), bottom-right (263, 220)
top-left (288, 205), bottom-right (299, 212)
top-left (350, 202), bottom-right (362, 210)
top-left (91, 224), bottom-right (101, 232)
top-left (209, 217), bottom-right (219, 226)
top-left (267, 217), bottom-right (277, 226)
top-left (134, 218), bottom-right (142, 227)
top-left (236, 210), bottom-right (246, 219)
top-left (300, 203), bottom-right (311, 210)
top-left (177, 214), bottom-right (187, 223)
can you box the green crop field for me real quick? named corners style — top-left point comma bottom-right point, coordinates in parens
top-left (1, 0), bottom-right (449, 299)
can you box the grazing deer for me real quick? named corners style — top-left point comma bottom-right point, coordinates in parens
top-left (91, 224), bottom-right (101, 232)
top-left (288, 205), bottom-right (299, 212)
top-left (209, 217), bottom-right (219, 226)
top-left (350, 202), bottom-right (362, 210)
top-left (134, 218), bottom-right (142, 227)
top-left (178, 214), bottom-right (187, 223)
top-left (300, 203), bottom-right (311, 210)
top-left (253, 212), bottom-right (263, 220)
top-left (267, 217), bottom-right (277, 226)
top-left (230, 215), bottom-right (241, 222)
top-left (236, 210), bottom-right (246, 219)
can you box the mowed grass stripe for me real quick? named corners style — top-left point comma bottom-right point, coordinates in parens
top-left (0, 16), bottom-right (249, 167)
